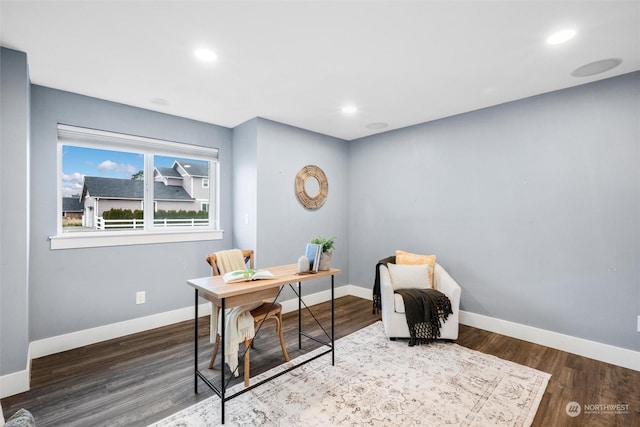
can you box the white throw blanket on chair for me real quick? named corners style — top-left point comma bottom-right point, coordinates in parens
top-left (210, 249), bottom-right (262, 377)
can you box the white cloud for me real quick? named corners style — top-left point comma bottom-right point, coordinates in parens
top-left (61, 172), bottom-right (84, 197)
top-left (98, 160), bottom-right (137, 174)
top-left (61, 182), bottom-right (84, 198)
top-left (62, 172), bottom-right (84, 182)
top-left (97, 160), bottom-right (118, 171)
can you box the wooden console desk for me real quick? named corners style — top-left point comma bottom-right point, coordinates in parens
top-left (187, 264), bottom-right (340, 424)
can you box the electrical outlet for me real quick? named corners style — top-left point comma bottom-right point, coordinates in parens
top-left (136, 291), bottom-right (146, 305)
top-left (637, 315), bottom-right (640, 333)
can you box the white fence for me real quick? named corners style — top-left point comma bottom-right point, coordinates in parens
top-left (95, 216), bottom-right (208, 230)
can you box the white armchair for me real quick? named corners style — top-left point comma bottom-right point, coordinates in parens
top-left (379, 263), bottom-right (461, 340)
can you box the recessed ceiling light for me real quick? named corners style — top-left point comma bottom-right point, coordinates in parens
top-left (366, 122), bottom-right (388, 130)
top-left (572, 58), bottom-right (622, 77)
top-left (194, 48), bottom-right (217, 62)
top-left (546, 29), bottom-right (576, 45)
top-left (150, 98), bottom-right (169, 106)
top-left (341, 105), bottom-right (358, 114)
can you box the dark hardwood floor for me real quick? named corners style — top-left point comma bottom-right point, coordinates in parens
top-left (2, 296), bottom-right (638, 426)
top-left (458, 324), bottom-right (639, 427)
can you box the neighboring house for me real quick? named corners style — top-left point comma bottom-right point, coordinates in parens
top-left (81, 174), bottom-right (197, 228)
top-left (80, 160), bottom-right (210, 229)
top-left (62, 197), bottom-right (83, 219)
top-left (154, 160), bottom-right (210, 211)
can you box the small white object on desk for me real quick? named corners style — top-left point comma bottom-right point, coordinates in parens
top-left (297, 255), bottom-right (310, 273)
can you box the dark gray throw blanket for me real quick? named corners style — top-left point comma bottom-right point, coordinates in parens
top-left (372, 256), bottom-right (396, 314)
top-left (396, 288), bottom-right (452, 346)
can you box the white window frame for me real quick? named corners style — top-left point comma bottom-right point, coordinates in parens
top-left (50, 124), bottom-right (223, 250)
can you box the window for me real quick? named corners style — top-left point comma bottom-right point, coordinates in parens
top-left (51, 124), bottom-right (222, 249)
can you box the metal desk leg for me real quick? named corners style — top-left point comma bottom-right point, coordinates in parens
top-left (331, 274), bottom-right (335, 366)
top-left (194, 289), bottom-right (199, 393)
top-left (298, 281), bottom-right (302, 349)
top-left (221, 298), bottom-right (226, 424)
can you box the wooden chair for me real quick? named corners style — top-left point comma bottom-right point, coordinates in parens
top-left (205, 249), bottom-right (290, 387)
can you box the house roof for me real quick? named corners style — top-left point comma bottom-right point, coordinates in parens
top-left (62, 197), bottom-right (83, 212)
top-left (155, 162), bottom-right (208, 179)
top-left (174, 161), bottom-right (208, 177)
top-left (155, 166), bottom-right (181, 178)
top-left (155, 182), bottom-right (193, 200)
top-left (82, 176), bottom-right (194, 201)
top-left (154, 182), bottom-right (194, 200)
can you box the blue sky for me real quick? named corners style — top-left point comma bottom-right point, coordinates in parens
top-left (61, 146), bottom-right (204, 197)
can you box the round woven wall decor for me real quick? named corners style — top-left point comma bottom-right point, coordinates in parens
top-left (294, 165), bottom-right (328, 209)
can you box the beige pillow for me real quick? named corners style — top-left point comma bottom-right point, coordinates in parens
top-left (396, 250), bottom-right (436, 289)
top-left (387, 263), bottom-right (430, 290)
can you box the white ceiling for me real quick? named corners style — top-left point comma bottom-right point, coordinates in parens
top-left (1, 1), bottom-right (638, 141)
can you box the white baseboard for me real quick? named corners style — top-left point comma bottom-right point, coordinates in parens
top-left (342, 284), bottom-right (374, 301)
top-left (459, 310), bottom-right (640, 372)
top-left (0, 344), bottom-right (31, 399)
top-left (0, 366), bottom-right (30, 400)
top-left (1, 303), bottom-right (214, 398)
top-left (29, 285), bottom-right (366, 360)
top-left (280, 284), bottom-right (371, 313)
top-left (3, 285), bottom-right (637, 399)
top-left (29, 303), bottom-right (212, 359)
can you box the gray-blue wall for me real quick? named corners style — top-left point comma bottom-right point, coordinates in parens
top-left (348, 71), bottom-right (640, 351)
top-left (28, 85), bottom-right (233, 340)
top-left (0, 48), bottom-right (31, 375)
top-left (231, 118), bottom-right (259, 252)
top-left (255, 118), bottom-right (348, 277)
top-left (234, 118), bottom-right (350, 299)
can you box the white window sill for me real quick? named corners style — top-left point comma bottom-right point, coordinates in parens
top-left (49, 229), bottom-right (224, 250)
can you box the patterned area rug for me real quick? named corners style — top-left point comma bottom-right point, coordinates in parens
top-left (150, 321), bottom-right (550, 426)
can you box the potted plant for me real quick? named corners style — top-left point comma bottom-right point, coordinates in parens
top-left (311, 235), bottom-right (336, 270)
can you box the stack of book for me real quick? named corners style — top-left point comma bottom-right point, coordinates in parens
top-left (305, 243), bottom-right (322, 273)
